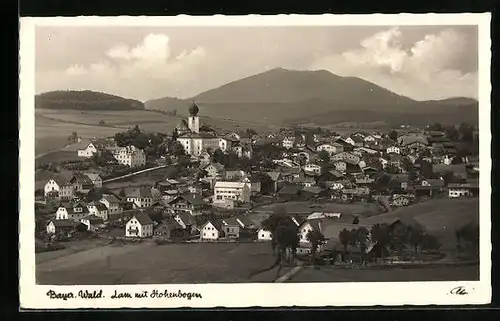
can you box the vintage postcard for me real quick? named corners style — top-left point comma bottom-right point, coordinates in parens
top-left (19, 13), bottom-right (491, 309)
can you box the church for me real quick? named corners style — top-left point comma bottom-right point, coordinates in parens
top-left (175, 102), bottom-right (222, 157)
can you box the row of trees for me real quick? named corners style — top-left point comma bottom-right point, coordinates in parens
top-left (428, 122), bottom-right (476, 143)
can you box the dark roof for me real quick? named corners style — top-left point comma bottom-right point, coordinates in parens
top-left (127, 187), bottom-right (152, 198)
top-left (50, 219), bottom-right (78, 228)
top-left (101, 194), bottom-right (121, 204)
top-left (204, 162), bottom-right (225, 171)
top-left (175, 211), bottom-right (196, 225)
top-left (70, 173), bottom-right (93, 185)
top-left (222, 217), bottom-right (240, 226)
top-left (236, 216), bottom-right (254, 227)
top-left (132, 212), bottom-right (154, 226)
top-left (168, 194), bottom-right (207, 206)
top-left (277, 184), bottom-right (301, 195)
top-left (82, 215), bottom-right (104, 224)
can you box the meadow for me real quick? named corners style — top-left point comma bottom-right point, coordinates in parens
top-left (361, 198), bottom-right (480, 252)
top-left (35, 108), bottom-right (280, 156)
top-left (36, 242), bottom-right (287, 284)
top-left (288, 263), bottom-right (479, 282)
top-left (253, 201), bottom-right (383, 217)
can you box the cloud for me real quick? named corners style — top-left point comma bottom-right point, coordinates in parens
top-left (310, 27), bottom-right (477, 100)
top-left (57, 33), bottom-right (208, 100)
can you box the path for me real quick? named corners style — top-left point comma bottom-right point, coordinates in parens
top-left (102, 165), bottom-right (169, 184)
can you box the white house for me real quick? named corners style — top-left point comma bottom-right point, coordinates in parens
top-left (386, 146), bottom-right (401, 154)
top-left (125, 213), bottom-right (154, 238)
top-left (44, 178), bottom-right (63, 197)
top-left (80, 215), bottom-right (105, 231)
top-left (56, 203), bottom-right (89, 221)
top-left (112, 145), bottom-right (146, 168)
top-left (282, 137), bottom-right (295, 149)
top-left (303, 164), bottom-right (321, 175)
top-left (87, 202), bottom-right (109, 221)
top-left (126, 187), bottom-right (153, 209)
top-left (200, 221), bottom-right (223, 241)
top-left (448, 184), bottom-right (473, 198)
top-left (364, 135), bottom-right (377, 142)
top-left (344, 137), bottom-right (356, 146)
top-left (328, 182), bottom-right (345, 190)
top-left (257, 228), bottom-right (273, 241)
top-left (203, 162), bottom-right (225, 178)
top-left (214, 181), bottom-right (251, 204)
top-left (333, 161), bottom-right (347, 173)
top-left (315, 142), bottom-right (343, 156)
top-left (100, 194), bottom-right (123, 215)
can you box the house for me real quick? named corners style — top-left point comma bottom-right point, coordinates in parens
top-left (257, 228), bottom-right (273, 241)
top-left (69, 173), bottom-right (94, 194)
top-left (200, 220), bottom-right (224, 241)
top-left (80, 215), bottom-right (105, 231)
top-left (77, 141), bottom-right (99, 158)
top-left (87, 201), bottom-right (109, 220)
top-left (55, 202), bottom-right (89, 221)
top-left (331, 152), bottom-right (361, 164)
top-left (282, 136), bottom-right (295, 149)
top-left (213, 181), bottom-right (251, 204)
top-left (386, 146), bottom-right (401, 154)
top-left (448, 182), bottom-right (479, 198)
top-left (85, 172), bottom-right (103, 189)
top-left (44, 178), bottom-right (64, 197)
top-left (236, 216), bottom-right (255, 230)
top-left (46, 219), bottom-right (79, 236)
top-left (333, 161), bottom-right (347, 173)
top-left (277, 183), bottom-right (302, 201)
top-left (174, 211), bottom-right (198, 234)
top-left (315, 142), bottom-right (344, 156)
top-left (363, 135), bottom-right (377, 142)
top-left (349, 135), bottom-right (365, 147)
top-left (391, 195), bottom-right (411, 207)
top-left (168, 194), bottom-right (207, 214)
top-left (100, 194), bottom-right (123, 215)
top-left (203, 162), bottom-right (226, 178)
top-left (112, 145), bottom-right (147, 168)
top-left (153, 219), bottom-right (183, 238)
top-left (304, 164), bottom-right (321, 175)
top-left (222, 217), bottom-right (240, 238)
top-left (266, 172), bottom-right (284, 193)
top-left (126, 187), bottom-right (154, 209)
top-left (198, 151), bottom-right (212, 166)
top-left (225, 169), bottom-right (248, 181)
top-left (125, 212), bottom-right (154, 238)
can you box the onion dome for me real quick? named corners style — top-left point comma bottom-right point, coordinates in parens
top-left (188, 101), bottom-right (199, 116)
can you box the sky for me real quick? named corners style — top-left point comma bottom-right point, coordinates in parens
top-left (35, 25), bottom-right (478, 102)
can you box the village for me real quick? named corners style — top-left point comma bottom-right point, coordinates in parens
top-left (35, 102), bottom-right (480, 271)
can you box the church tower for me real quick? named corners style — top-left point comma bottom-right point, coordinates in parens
top-left (188, 101), bottom-right (200, 133)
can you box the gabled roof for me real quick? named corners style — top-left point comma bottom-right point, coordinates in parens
top-left (204, 162), bottom-right (225, 171)
top-left (50, 219), bottom-right (79, 228)
top-left (202, 220), bottom-right (224, 232)
top-left (127, 187), bottom-right (153, 198)
top-left (131, 212), bottom-right (154, 226)
top-left (101, 194), bottom-right (121, 204)
top-left (70, 173), bottom-right (94, 185)
top-left (85, 172), bottom-right (101, 182)
top-left (222, 217), bottom-right (240, 226)
top-left (236, 216), bottom-right (254, 228)
top-left (175, 211), bottom-right (197, 225)
top-left (81, 215), bottom-right (104, 225)
top-left (168, 194), bottom-right (207, 206)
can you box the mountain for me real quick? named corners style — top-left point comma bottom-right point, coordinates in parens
top-left (36, 90), bottom-right (145, 110)
top-left (144, 68), bottom-right (478, 127)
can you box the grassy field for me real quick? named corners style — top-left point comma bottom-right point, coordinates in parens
top-left (104, 166), bottom-right (174, 191)
top-left (288, 264), bottom-right (479, 282)
top-left (361, 198), bottom-right (480, 252)
top-left (35, 108), bottom-right (280, 155)
top-left (36, 241), bottom-right (287, 285)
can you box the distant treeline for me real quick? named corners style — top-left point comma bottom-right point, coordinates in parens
top-left (35, 90), bottom-right (145, 110)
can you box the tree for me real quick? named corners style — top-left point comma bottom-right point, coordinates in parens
top-left (388, 224), bottom-right (409, 255)
top-left (119, 188), bottom-right (126, 198)
top-left (199, 125), bottom-right (214, 132)
top-left (421, 233), bottom-right (441, 251)
top-left (69, 131), bottom-right (78, 143)
top-left (212, 148), bottom-right (225, 164)
top-left (246, 128), bottom-right (257, 136)
top-left (352, 216), bottom-right (360, 224)
top-left (445, 125), bottom-right (459, 141)
top-left (172, 128), bottom-right (179, 141)
top-left (400, 157), bottom-right (413, 173)
top-left (451, 156), bottom-right (463, 164)
top-left (318, 150), bottom-right (330, 164)
top-left (429, 123), bottom-right (443, 132)
top-left (338, 228), bottom-right (352, 261)
top-left (407, 224), bottom-right (425, 255)
top-left (98, 120), bottom-right (106, 126)
top-left (388, 130), bottom-right (398, 141)
top-left (457, 222), bottom-right (479, 255)
top-left (306, 229), bottom-right (326, 265)
top-left (169, 141), bottom-right (186, 156)
top-left (458, 122), bottom-right (474, 142)
top-left (370, 223), bottom-right (391, 256)
top-left (353, 227), bottom-right (370, 256)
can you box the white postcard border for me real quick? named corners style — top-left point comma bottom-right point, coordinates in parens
top-left (19, 13), bottom-right (492, 309)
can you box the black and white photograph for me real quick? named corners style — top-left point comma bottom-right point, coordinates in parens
top-left (19, 14), bottom-right (491, 308)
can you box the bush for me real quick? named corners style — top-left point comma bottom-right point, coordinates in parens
top-left (99, 120), bottom-right (107, 126)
